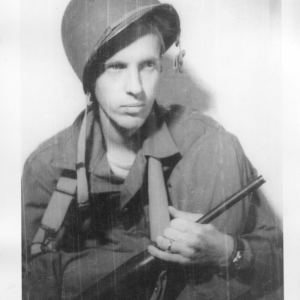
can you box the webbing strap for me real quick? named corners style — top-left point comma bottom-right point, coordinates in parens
top-left (30, 176), bottom-right (77, 256)
top-left (148, 157), bottom-right (171, 241)
top-left (76, 98), bottom-right (91, 208)
top-left (30, 112), bottom-right (171, 257)
top-left (30, 101), bottom-right (92, 257)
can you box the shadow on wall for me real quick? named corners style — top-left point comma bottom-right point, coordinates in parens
top-left (156, 55), bottom-right (214, 114)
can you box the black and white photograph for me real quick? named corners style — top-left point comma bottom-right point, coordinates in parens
top-left (1, 0), bottom-right (300, 299)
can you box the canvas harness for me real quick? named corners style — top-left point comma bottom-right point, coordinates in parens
top-left (30, 106), bottom-right (171, 257)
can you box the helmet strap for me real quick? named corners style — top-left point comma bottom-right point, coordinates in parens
top-left (76, 93), bottom-right (92, 208)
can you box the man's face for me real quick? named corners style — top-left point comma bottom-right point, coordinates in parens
top-left (94, 33), bottom-right (162, 135)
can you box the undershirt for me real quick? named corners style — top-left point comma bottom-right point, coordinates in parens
top-left (106, 151), bottom-right (134, 179)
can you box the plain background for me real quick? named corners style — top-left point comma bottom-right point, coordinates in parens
top-left (20, 0), bottom-right (283, 217)
top-left (0, 0), bottom-right (299, 299)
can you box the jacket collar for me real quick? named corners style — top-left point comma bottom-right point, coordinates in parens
top-left (51, 111), bottom-right (85, 171)
top-left (53, 102), bottom-right (180, 173)
top-left (142, 104), bottom-right (179, 159)
top-left (91, 103), bottom-right (180, 206)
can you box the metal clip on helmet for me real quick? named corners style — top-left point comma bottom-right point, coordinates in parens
top-left (61, 0), bottom-right (181, 94)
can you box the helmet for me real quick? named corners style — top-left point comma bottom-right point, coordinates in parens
top-left (61, 0), bottom-right (180, 92)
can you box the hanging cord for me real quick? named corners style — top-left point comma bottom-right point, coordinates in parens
top-left (173, 36), bottom-right (186, 73)
top-left (76, 93), bottom-right (92, 208)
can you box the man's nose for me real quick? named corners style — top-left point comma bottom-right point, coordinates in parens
top-left (125, 67), bottom-right (143, 97)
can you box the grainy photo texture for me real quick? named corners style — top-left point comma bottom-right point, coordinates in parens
top-left (21, 1), bottom-right (283, 299)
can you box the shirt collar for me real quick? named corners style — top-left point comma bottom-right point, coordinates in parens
top-left (142, 103), bottom-right (179, 159)
top-left (91, 103), bottom-right (180, 175)
top-left (53, 102), bottom-right (180, 172)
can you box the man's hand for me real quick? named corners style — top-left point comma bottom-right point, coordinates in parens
top-left (148, 206), bottom-right (234, 268)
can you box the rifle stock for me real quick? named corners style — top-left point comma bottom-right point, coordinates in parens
top-left (77, 176), bottom-right (265, 300)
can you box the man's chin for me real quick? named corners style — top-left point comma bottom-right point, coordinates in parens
top-left (114, 118), bottom-right (146, 136)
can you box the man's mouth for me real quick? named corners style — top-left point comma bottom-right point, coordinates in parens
top-left (122, 103), bottom-right (145, 107)
top-left (122, 103), bottom-right (145, 114)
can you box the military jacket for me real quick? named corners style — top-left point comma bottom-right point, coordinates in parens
top-left (22, 104), bottom-right (283, 300)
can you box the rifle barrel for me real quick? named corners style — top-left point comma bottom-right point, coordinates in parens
top-left (196, 175), bottom-right (265, 224)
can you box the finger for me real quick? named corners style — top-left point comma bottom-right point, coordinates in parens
top-left (169, 218), bottom-right (194, 233)
top-left (170, 242), bottom-right (196, 258)
top-left (156, 235), bottom-right (174, 250)
top-left (187, 223), bottom-right (215, 237)
top-left (156, 235), bottom-right (198, 257)
top-left (168, 206), bottom-right (203, 222)
top-left (162, 227), bottom-right (187, 242)
top-left (148, 245), bottom-right (191, 264)
top-left (162, 227), bottom-right (200, 246)
top-left (169, 218), bottom-right (209, 237)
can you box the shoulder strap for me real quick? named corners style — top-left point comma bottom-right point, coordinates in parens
top-left (30, 171), bottom-right (77, 257)
top-left (76, 104), bottom-right (90, 207)
top-left (31, 110), bottom-right (171, 257)
top-left (30, 103), bottom-right (93, 257)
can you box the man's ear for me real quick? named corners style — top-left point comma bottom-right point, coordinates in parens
top-left (159, 56), bottom-right (163, 73)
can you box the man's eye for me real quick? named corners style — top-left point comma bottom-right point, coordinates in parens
top-left (106, 63), bottom-right (125, 71)
top-left (140, 61), bottom-right (156, 71)
top-left (145, 61), bottom-right (155, 68)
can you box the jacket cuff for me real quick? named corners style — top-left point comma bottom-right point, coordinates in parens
top-left (217, 237), bottom-right (254, 279)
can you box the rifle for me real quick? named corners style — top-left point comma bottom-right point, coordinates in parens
top-left (77, 176), bottom-right (265, 300)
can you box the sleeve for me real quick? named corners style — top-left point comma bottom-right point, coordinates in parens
top-left (22, 157), bottom-right (63, 300)
top-left (168, 131), bottom-right (283, 300)
top-left (237, 175), bottom-right (283, 298)
top-left (227, 134), bottom-right (283, 298)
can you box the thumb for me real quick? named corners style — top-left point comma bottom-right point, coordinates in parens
top-left (168, 206), bottom-right (203, 222)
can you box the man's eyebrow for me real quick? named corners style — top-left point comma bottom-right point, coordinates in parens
top-left (139, 56), bottom-right (161, 63)
top-left (105, 56), bottom-right (160, 66)
top-left (104, 60), bottom-right (127, 66)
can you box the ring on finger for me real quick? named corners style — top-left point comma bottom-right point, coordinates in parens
top-left (166, 240), bottom-right (173, 253)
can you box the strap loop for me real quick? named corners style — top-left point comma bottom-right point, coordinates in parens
top-left (75, 162), bottom-right (85, 170)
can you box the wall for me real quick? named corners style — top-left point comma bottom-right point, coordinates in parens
top-left (4, 0), bottom-right (300, 299)
top-left (21, 0), bottom-right (282, 220)
top-left (21, 0), bottom-right (282, 221)
top-left (164, 0), bottom-right (282, 221)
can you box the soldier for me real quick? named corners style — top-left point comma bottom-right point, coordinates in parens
top-left (22, 0), bottom-right (283, 299)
